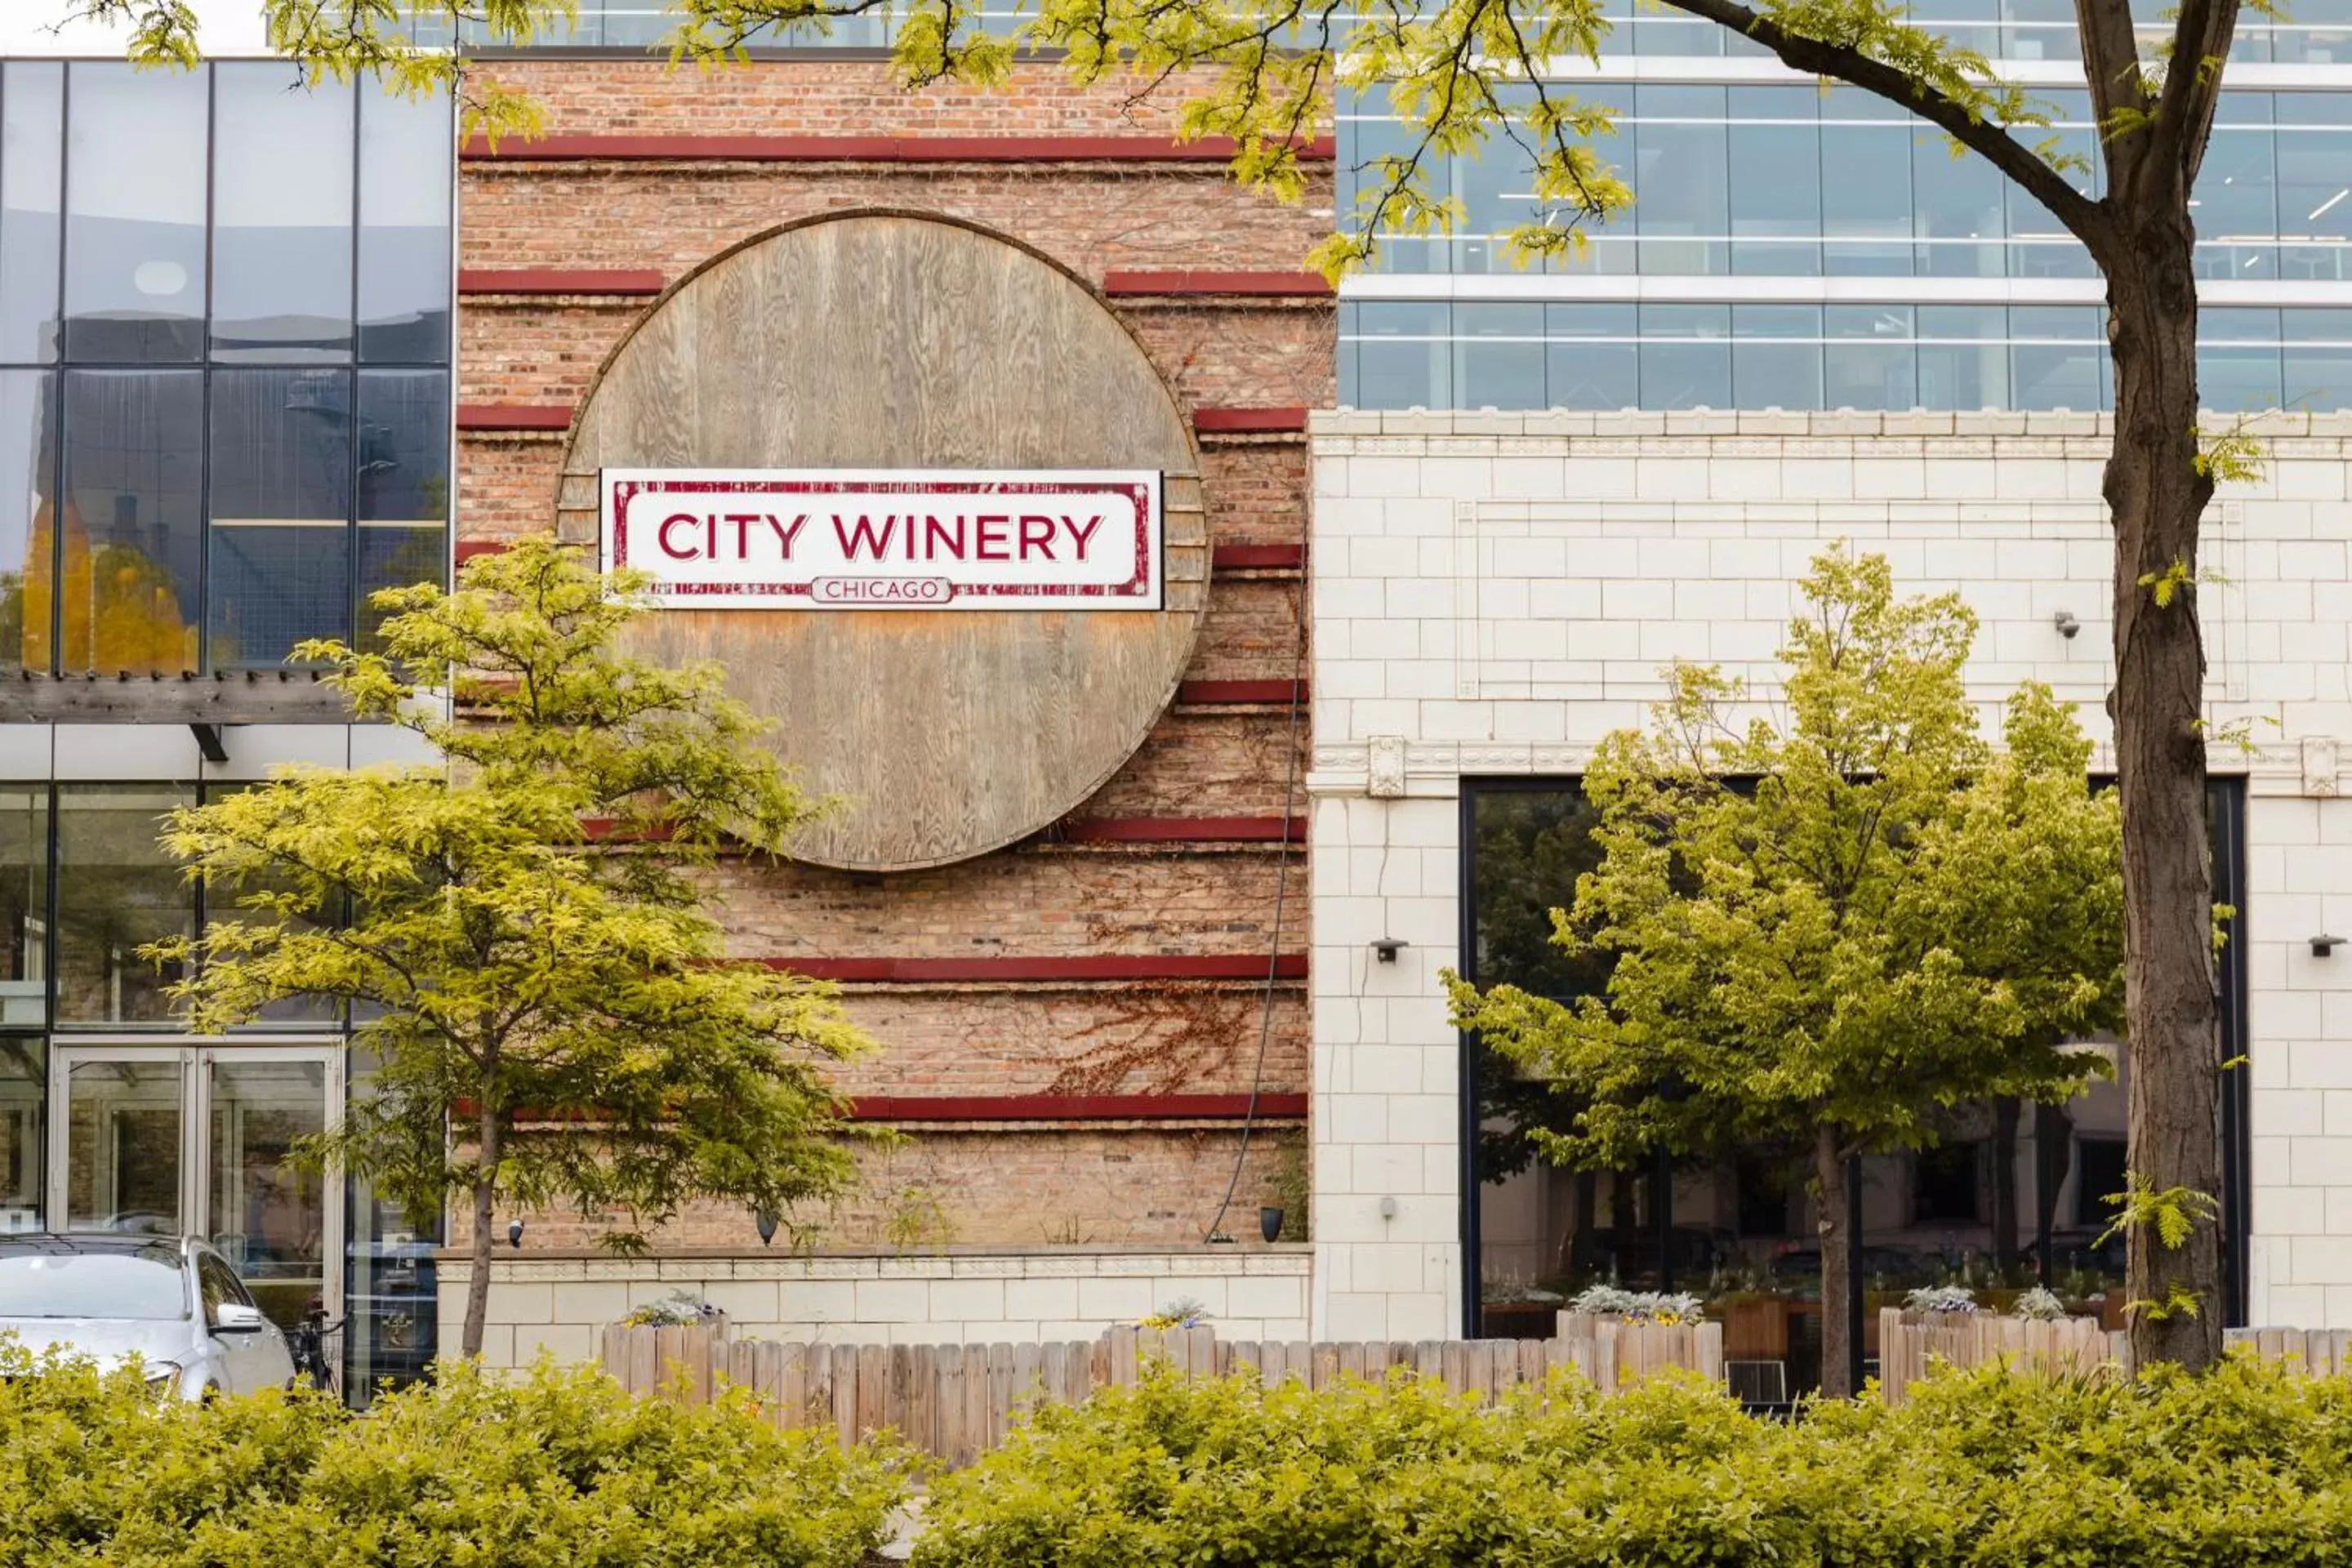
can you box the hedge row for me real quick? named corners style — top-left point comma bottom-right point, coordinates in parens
top-left (914, 1356), bottom-right (2352, 1566)
top-left (0, 1344), bottom-right (908, 1568)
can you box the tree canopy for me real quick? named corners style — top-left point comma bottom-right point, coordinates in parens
top-left (151, 537), bottom-right (874, 1357)
top-left (1449, 548), bottom-right (2126, 1396)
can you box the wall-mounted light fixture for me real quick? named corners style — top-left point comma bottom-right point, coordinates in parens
top-left (755, 1210), bottom-right (779, 1246)
top-left (1370, 938), bottom-right (1409, 964)
top-left (2314, 933), bottom-right (2344, 957)
top-left (1378, 1195), bottom-right (1399, 1221)
top-left (506, 1218), bottom-right (525, 1250)
top-left (2053, 610), bottom-right (2082, 639)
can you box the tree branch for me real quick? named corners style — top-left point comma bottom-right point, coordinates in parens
top-left (2071, 0), bottom-right (2148, 134)
top-left (1657, 0), bottom-right (2107, 247)
top-left (2153, 0), bottom-right (2241, 188)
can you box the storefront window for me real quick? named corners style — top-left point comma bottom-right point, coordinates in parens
top-left (1461, 777), bottom-right (2246, 1392)
top-left (0, 1040), bottom-right (34, 1232)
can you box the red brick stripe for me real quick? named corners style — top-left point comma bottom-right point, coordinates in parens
top-left (1177, 679), bottom-right (1307, 706)
top-left (773, 954), bottom-right (1307, 982)
top-left (461, 133), bottom-right (1334, 163)
top-left (458, 267), bottom-right (666, 296)
top-left (850, 1092), bottom-right (1307, 1122)
top-left (457, 403), bottom-right (572, 432)
top-left (1193, 407), bottom-right (1310, 434)
top-left (1102, 270), bottom-right (1333, 298)
top-left (1210, 544), bottom-right (1305, 571)
top-left (1062, 816), bottom-right (1304, 844)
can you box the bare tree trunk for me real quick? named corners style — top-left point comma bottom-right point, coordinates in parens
top-left (1813, 1125), bottom-right (1854, 1400)
top-left (1989, 1098), bottom-right (2020, 1284)
top-left (461, 1115), bottom-right (503, 1361)
top-left (2105, 208), bottom-right (2226, 1374)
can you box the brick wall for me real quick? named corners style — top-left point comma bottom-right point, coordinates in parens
top-left (458, 56), bottom-right (1330, 1267)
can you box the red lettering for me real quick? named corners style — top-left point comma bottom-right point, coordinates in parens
top-left (1065, 514), bottom-right (1105, 556)
top-left (924, 514), bottom-right (966, 559)
top-left (1018, 514), bottom-right (1057, 559)
top-left (832, 514), bottom-right (897, 559)
top-left (658, 513), bottom-right (701, 559)
top-left (724, 512), bottom-right (761, 559)
top-left (974, 514), bottom-right (1010, 561)
top-left (765, 514), bottom-right (808, 557)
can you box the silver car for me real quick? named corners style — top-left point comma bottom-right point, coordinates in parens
top-left (0, 1233), bottom-right (298, 1400)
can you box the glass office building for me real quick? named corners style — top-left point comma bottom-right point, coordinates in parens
top-left (0, 58), bottom-right (452, 1399)
top-left (0, 61), bottom-right (451, 677)
top-left (1339, 2), bottom-right (2352, 411)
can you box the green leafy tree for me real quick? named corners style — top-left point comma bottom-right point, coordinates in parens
top-left (1448, 549), bottom-right (2125, 1396)
top-left (87, 0), bottom-right (2247, 1370)
top-left (149, 537), bottom-right (872, 1358)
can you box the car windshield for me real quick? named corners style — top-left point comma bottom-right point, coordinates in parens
top-left (0, 1250), bottom-right (188, 1320)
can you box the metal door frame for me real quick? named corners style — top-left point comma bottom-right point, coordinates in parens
top-left (47, 1040), bottom-right (345, 1317)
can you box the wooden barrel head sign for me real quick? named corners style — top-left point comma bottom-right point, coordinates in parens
top-left (556, 212), bottom-right (1207, 871)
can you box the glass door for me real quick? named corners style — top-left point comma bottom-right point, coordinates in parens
top-left (204, 1051), bottom-right (341, 1333)
top-left (49, 1043), bottom-right (342, 1333)
top-left (53, 1046), bottom-right (189, 1235)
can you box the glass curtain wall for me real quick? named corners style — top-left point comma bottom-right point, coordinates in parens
top-left (1459, 777), bottom-right (2249, 1396)
top-left (0, 63), bottom-right (452, 675)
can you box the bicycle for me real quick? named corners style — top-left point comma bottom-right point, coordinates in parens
top-left (289, 1303), bottom-right (344, 1396)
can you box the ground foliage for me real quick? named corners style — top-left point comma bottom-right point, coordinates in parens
top-left (0, 1345), bottom-right (908, 1568)
top-left (916, 1354), bottom-right (2352, 1566)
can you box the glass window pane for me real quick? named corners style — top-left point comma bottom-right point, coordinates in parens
top-left (212, 66), bottom-right (354, 363)
top-left (1914, 129), bottom-right (2007, 278)
top-left (1824, 305), bottom-right (1919, 410)
top-left (359, 85), bottom-right (452, 363)
top-left (1544, 303), bottom-right (1636, 410)
top-left (2011, 306), bottom-right (2107, 410)
top-left (56, 784), bottom-right (194, 1025)
top-left (65, 1057), bottom-right (184, 1230)
top-left (2283, 305), bottom-right (2352, 408)
top-left (1729, 91), bottom-right (1820, 276)
top-left (1732, 305), bottom-right (1823, 408)
top-left (58, 369), bottom-right (201, 675)
top-left (1454, 303), bottom-right (1545, 409)
top-left (2196, 122), bottom-right (2279, 281)
top-left (2273, 100), bottom-right (2352, 283)
top-left (1820, 96), bottom-right (1913, 276)
top-left (0, 372), bottom-right (52, 672)
top-left (208, 1058), bottom-right (329, 1327)
top-left (209, 369), bottom-right (353, 668)
top-left (1, 64), bottom-right (64, 364)
top-left (1354, 301), bottom-right (1449, 409)
top-left (1919, 305), bottom-right (2011, 409)
top-left (1638, 303), bottom-right (1730, 409)
top-left (1633, 86), bottom-right (1729, 275)
top-left (0, 1040), bottom-right (36, 1228)
top-left (0, 787), bottom-right (45, 1031)
top-left (356, 369), bottom-right (448, 651)
top-left (65, 65), bottom-right (207, 363)
top-left (2200, 308), bottom-right (2284, 412)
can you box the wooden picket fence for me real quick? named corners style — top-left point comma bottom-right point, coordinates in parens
top-left (601, 1313), bottom-right (1723, 1467)
top-left (1878, 1308), bottom-right (2352, 1405)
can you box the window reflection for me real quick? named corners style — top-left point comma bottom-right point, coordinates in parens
top-left (356, 369), bottom-right (449, 651)
top-left (65, 66), bottom-right (207, 363)
top-left (0, 1040), bottom-right (35, 1232)
top-left (212, 66), bottom-right (354, 363)
top-left (0, 372), bottom-right (51, 671)
top-left (58, 370), bottom-right (201, 675)
top-left (0, 789), bottom-right (46, 1030)
top-left (209, 370), bottom-right (354, 667)
top-left (0, 65), bottom-right (62, 365)
top-left (1465, 780), bottom-right (2242, 1388)
top-left (55, 785), bottom-right (194, 1026)
top-left (358, 87), bottom-right (452, 364)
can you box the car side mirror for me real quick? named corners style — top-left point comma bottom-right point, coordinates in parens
top-left (212, 1302), bottom-right (267, 1334)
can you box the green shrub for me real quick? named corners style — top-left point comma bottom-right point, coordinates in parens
top-left (0, 1340), bottom-right (909, 1568)
top-left (915, 1356), bottom-right (2352, 1567)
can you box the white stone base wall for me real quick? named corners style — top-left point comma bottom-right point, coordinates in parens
top-left (1308, 407), bottom-right (2352, 1336)
top-left (437, 1247), bottom-right (1313, 1368)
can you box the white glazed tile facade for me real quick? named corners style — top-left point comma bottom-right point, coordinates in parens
top-left (1308, 407), bottom-right (2352, 1339)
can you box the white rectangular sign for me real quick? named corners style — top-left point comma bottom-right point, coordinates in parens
top-left (601, 468), bottom-right (1164, 611)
